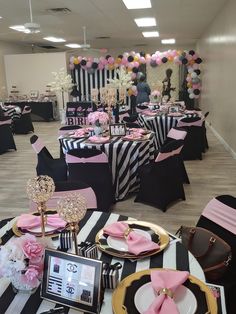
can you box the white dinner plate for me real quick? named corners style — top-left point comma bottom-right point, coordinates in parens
top-left (107, 228), bottom-right (151, 252)
top-left (134, 282), bottom-right (197, 314)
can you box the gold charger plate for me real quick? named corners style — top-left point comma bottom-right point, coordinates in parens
top-left (95, 220), bottom-right (169, 259)
top-left (112, 269), bottom-right (218, 314)
top-left (12, 210), bottom-right (68, 238)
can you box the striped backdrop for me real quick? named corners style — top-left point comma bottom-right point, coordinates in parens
top-left (0, 212), bottom-right (205, 314)
top-left (71, 68), bottom-right (131, 108)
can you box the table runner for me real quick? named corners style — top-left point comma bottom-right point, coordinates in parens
top-left (60, 134), bottom-right (155, 200)
top-left (0, 212), bottom-right (207, 314)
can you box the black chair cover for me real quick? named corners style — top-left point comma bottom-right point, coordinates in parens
top-left (135, 139), bottom-right (185, 211)
top-left (30, 135), bottom-right (67, 182)
top-left (196, 195), bottom-right (236, 313)
top-left (0, 117), bottom-right (16, 154)
top-left (13, 107), bottom-right (34, 134)
top-left (66, 148), bottom-right (114, 212)
top-left (178, 117), bottom-right (204, 160)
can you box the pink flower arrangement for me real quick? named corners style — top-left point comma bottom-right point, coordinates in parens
top-left (87, 111), bottom-right (109, 125)
top-left (0, 234), bottom-right (50, 290)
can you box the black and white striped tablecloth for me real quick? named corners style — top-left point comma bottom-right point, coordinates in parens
top-left (1, 106), bottom-right (21, 121)
top-left (138, 114), bottom-right (200, 149)
top-left (0, 212), bottom-right (205, 314)
top-left (60, 134), bottom-right (155, 201)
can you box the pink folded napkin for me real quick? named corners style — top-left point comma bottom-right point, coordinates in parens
top-left (103, 222), bottom-right (160, 255)
top-left (70, 129), bottom-right (87, 138)
top-left (17, 214), bottom-right (67, 229)
top-left (130, 128), bottom-right (146, 134)
top-left (88, 135), bottom-right (110, 143)
top-left (144, 270), bottom-right (189, 314)
top-left (123, 133), bottom-right (143, 141)
top-left (142, 110), bottom-right (158, 116)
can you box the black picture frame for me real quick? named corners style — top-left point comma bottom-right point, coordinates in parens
top-left (41, 249), bottom-right (103, 314)
top-left (109, 123), bottom-right (126, 137)
top-left (168, 105), bottom-right (179, 113)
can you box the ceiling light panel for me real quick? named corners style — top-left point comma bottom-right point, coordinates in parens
top-left (44, 36), bottom-right (66, 42)
top-left (65, 43), bottom-right (82, 48)
top-left (122, 0), bottom-right (151, 9)
top-left (161, 38), bottom-right (176, 44)
top-left (135, 17), bottom-right (156, 27)
top-left (142, 31), bottom-right (159, 38)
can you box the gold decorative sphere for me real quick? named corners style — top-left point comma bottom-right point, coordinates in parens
top-left (57, 193), bottom-right (87, 223)
top-left (26, 175), bottom-right (55, 203)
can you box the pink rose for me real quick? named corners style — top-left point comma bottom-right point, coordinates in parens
top-left (21, 234), bottom-right (44, 261)
top-left (22, 265), bottom-right (40, 288)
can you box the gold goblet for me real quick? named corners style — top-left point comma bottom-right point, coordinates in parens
top-left (26, 175), bottom-right (55, 237)
top-left (57, 193), bottom-right (87, 255)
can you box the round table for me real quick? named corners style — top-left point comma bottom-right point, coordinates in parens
top-left (0, 212), bottom-right (206, 314)
top-left (60, 134), bottom-right (155, 201)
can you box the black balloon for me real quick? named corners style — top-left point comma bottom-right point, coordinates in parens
top-left (194, 69), bottom-right (201, 75)
top-left (118, 54), bottom-right (123, 59)
top-left (80, 59), bottom-right (87, 66)
top-left (92, 62), bottom-right (98, 69)
top-left (182, 58), bottom-right (188, 65)
top-left (128, 55), bottom-right (134, 62)
top-left (193, 89), bottom-right (200, 95)
top-left (132, 67), bottom-right (139, 73)
top-left (150, 60), bottom-right (157, 67)
top-left (105, 55), bottom-right (111, 60)
top-left (195, 58), bottom-right (202, 64)
top-left (189, 50), bottom-right (195, 56)
top-left (162, 57), bottom-right (168, 63)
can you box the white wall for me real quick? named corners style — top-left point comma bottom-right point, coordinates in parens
top-left (4, 52), bottom-right (68, 108)
top-left (197, 0), bottom-right (236, 154)
top-left (0, 41), bottom-right (31, 94)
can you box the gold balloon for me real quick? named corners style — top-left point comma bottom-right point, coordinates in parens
top-left (134, 56), bottom-right (139, 62)
top-left (73, 58), bottom-right (79, 65)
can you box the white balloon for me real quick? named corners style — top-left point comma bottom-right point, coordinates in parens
top-left (188, 88), bottom-right (193, 94)
top-left (191, 72), bottom-right (197, 78)
top-left (188, 67), bottom-right (194, 73)
top-left (189, 93), bottom-right (195, 99)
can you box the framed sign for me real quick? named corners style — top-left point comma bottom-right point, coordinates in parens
top-left (41, 249), bottom-right (103, 314)
top-left (168, 105), bottom-right (179, 114)
top-left (109, 123), bottom-right (126, 137)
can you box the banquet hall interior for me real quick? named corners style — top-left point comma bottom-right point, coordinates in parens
top-left (0, 0), bottom-right (236, 313)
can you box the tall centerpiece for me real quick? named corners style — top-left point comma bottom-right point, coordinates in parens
top-left (26, 176), bottom-right (55, 237)
top-left (49, 68), bottom-right (75, 124)
top-left (87, 111), bottom-right (109, 135)
top-left (57, 193), bottom-right (87, 255)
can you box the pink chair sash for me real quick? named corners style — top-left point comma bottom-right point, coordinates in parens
top-left (167, 128), bottom-right (187, 140)
top-left (0, 119), bottom-right (12, 126)
top-left (202, 198), bottom-right (236, 235)
top-left (32, 138), bottom-right (45, 154)
top-left (177, 119), bottom-right (203, 128)
top-left (155, 146), bottom-right (183, 162)
top-left (30, 187), bottom-right (97, 211)
top-left (66, 152), bottom-right (108, 164)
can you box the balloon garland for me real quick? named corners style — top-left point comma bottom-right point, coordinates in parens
top-left (69, 49), bottom-right (202, 100)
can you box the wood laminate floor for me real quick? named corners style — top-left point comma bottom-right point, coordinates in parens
top-left (0, 121), bottom-right (236, 234)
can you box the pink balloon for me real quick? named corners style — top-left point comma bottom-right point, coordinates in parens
top-left (156, 58), bottom-right (162, 65)
top-left (131, 85), bottom-right (137, 92)
top-left (186, 76), bottom-right (191, 82)
top-left (69, 63), bottom-right (75, 70)
top-left (102, 59), bottom-right (108, 65)
top-left (133, 61), bottom-right (139, 68)
top-left (193, 63), bottom-right (200, 70)
top-left (87, 57), bottom-right (93, 62)
top-left (140, 56), bottom-right (146, 64)
top-left (98, 63), bottom-right (104, 70)
top-left (187, 54), bottom-right (192, 61)
top-left (174, 56), bottom-right (179, 63)
top-left (192, 53), bottom-right (199, 60)
top-left (78, 56), bottom-right (83, 62)
top-left (151, 54), bottom-right (156, 61)
top-left (121, 57), bottom-right (128, 65)
top-left (131, 73), bottom-right (137, 79)
top-left (129, 62), bottom-right (134, 68)
top-left (87, 61), bottom-right (92, 68)
top-left (108, 57), bottom-right (114, 64)
top-left (69, 56), bottom-right (74, 63)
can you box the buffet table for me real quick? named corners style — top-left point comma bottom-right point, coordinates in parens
top-left (4, 102), bottom-right (58, 122)
top-left (60, 133), bottom-right (155, 200)
top-left (0, 212), bottom-right (226, 314)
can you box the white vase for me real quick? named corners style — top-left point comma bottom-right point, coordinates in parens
top-left (60, 109), bottom-right (66, 125)
top-left (94, 125), bottom-right (103, 136)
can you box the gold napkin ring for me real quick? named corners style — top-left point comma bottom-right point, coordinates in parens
top-left (157, 288), bottom-right (174, 298)
top-left (124, 227), bottom-right (133, 239)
